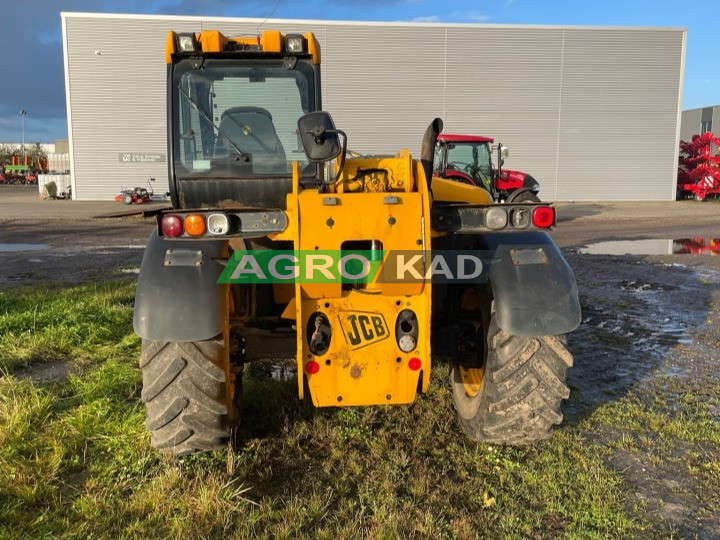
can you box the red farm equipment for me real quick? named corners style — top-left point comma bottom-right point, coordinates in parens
top-left (672, 238), bottom-right (720, 255)
top-left (677, 132), bottom-right (720, 201)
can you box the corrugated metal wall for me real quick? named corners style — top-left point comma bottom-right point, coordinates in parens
top-left (63, 15), bottom-right (685, 201)
top-left (681, 106), bottom-right (720, 143)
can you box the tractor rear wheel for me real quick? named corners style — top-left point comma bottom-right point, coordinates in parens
top-left (450, 312), bottom-right (573, 445)
top-left (140, 333), bottom-right (239, 455)
top-left (511, 190), bottom-right (541, 203)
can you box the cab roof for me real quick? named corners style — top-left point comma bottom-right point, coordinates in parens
top-left (438, 134), bottom-right (494, 144)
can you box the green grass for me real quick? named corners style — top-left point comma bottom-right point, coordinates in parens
top-left (0, 281), bottom-right (138, 373)
top-left (5, 280), bottom-right (708, 538)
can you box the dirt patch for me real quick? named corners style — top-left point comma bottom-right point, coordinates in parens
top-left (563, 252), bottom-right (720, 537)
top-left (12, 360), bottom-right (73, 384)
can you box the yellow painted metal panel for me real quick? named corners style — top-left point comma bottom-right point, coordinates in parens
top-left (431, 177), bottom-right (494, 205)
top-left (260, 30), bottom-right (282, 53)
top-left (198, 30), bottom-right (228, 53)
top-left (165, 31), bottom-right (176, 64)
top-left (301, 292), bottom-right (428, 406)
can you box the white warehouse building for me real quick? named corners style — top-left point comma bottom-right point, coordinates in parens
top-left (61, 13), bottom-right (686, 201)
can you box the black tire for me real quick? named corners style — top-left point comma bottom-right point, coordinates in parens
top-left (140, 334), bottom-right (238, 455)
top-left (122, 193), bottom-right (133, 205)
top-left (450, 313), bottom-right (573, 445)
top-left (511, 190), bottom-right (541, 203)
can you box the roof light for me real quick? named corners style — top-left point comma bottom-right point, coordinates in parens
top-left (532, 206), bottom-right (555, 228)
top-left (161, 215), bottom-right (183, 238)
top-left (184, 214), bottom-right (206, 237)
top-left (176, 33), bottom-right (198, 53)
top-left (485, 207), bottom-right (508, 230)
top-left (285, 34), bottom-right (305, 53)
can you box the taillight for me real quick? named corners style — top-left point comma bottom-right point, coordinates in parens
top-left (184, 214), bottom-right (206, 237)
top-left (485, 207), bottom-right (508, 230)
top-left (532, 206), bottom-right (555, 228)
top-left (207, 213), bottom-right (230, 235)
top-left (408, 357), bottom-right (422, 371)
top-left (305, 361), bottom-right (320, 374)
top-left (395, 310), bottom-right (418, 353)
top-left (161, 215), bottom-right (183, 237)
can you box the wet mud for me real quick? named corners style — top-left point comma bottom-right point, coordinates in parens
top-left (564, 252), bottom-right (720, 537)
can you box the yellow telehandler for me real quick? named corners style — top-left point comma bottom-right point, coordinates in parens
top-left (133, 30), bottom-right (581, 454)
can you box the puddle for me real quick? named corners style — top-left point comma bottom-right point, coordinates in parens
top-left (579, 238), bottom-right (720, 255)
top-left (0, 243), bottom-right (50, 253)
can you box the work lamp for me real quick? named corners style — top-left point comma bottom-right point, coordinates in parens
top-left (285, 34), bottom-right (305, 53)
top-left (176, 33), bottom-right (198, 52)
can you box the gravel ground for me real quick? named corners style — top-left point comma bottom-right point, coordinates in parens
top-left (2, 184), bottom-right (720, 535)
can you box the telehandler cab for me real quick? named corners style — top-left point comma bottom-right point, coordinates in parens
top-left (133, 29), bottom-right (581, 455)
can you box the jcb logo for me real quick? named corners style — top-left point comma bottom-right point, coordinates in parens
top-left (338, 311), bottom-right (390, 349)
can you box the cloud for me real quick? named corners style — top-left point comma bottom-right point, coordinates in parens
top-left (405, 10), bottom-right (490, 24)
top-left (450, 10), bottom-right (490, 22)
top-left (0, 0), bottom-right (264, 142)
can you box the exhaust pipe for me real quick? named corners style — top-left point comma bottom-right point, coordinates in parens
top-left (420, 117), bottom-right (443, 192)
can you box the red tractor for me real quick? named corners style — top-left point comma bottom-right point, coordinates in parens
top-left (434, 134), bottom-right (541, 202)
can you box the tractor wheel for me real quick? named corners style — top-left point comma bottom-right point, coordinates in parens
top-left (140, 332), bottom-right (239, 455)
top-left (450, 310), bottom-right (573, 445)
top-left (512, 191), bottom-right (541, 203)
top-left (122, 193), bottom-right (133, 205)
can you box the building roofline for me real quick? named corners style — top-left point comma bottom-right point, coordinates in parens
top-left (59, 12), bottom-right (687, 33)
top-left (682, 105), bottom-right (720, 112)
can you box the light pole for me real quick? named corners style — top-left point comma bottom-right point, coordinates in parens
top-left (20, 109), bottom-right (27, 166)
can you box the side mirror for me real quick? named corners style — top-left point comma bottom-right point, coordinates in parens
top-left (297, 111), bottom-right (342, 163)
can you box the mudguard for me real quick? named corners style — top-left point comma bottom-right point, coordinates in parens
top-left (506, 186), bottom-right (539, 202)
top-left (133, 231), bottom-right (229, 342)
top-left (475, 232), bottom-right (581, 336)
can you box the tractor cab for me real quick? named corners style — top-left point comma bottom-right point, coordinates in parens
top-left (435, 133), bottom-right (541, 202)
top-left (167, 30), bottom-right (323, 209)
top-left (434, 134), bottom-right (495, 195)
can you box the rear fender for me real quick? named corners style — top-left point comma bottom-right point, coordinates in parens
top-left (506, 186), bottom-right (540, 202)
top-left (476, 232), bottom-right (581, 336)
top-left (133, 231), bottom-right (229, 342)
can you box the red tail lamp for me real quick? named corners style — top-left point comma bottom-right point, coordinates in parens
top-left (161, 215), bottom-right (183, 237)
top-left (532, 206), bottom-right (555, 229)
top-left (408, 357), bottom-right (422, 371)
top-left (305, 361), bottom-right (320, 374)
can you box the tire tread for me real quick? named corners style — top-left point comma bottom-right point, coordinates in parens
top-left (451, 314), bottom-right (573, 445)
top-left (141, 335), bottom-right (234, 455)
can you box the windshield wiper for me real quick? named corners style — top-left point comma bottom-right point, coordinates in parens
top-left (177, 85), bottom-right (250, 162)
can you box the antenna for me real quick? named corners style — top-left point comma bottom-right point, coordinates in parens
top-left (257, 0), bottom-right (282, 34)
